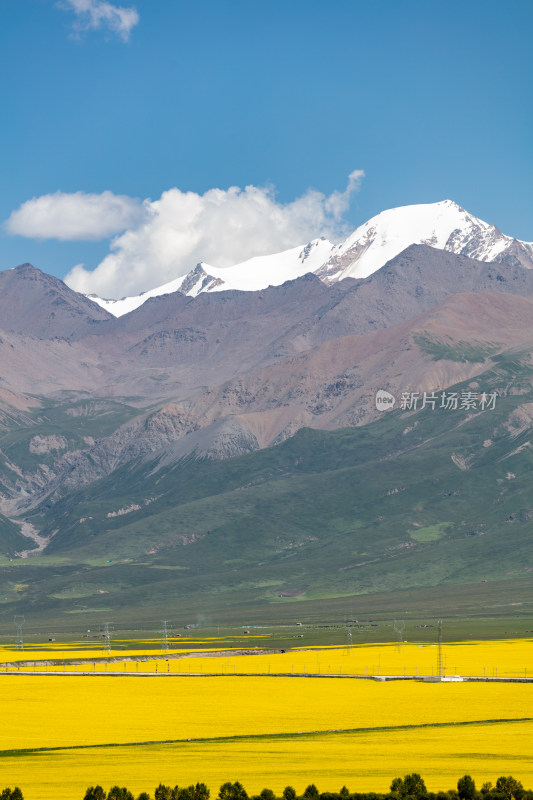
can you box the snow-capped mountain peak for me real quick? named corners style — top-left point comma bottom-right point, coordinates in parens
top-left (315, 199), bottom-right (531, 283)
top-left (88, 201), bottom-right (533, 317)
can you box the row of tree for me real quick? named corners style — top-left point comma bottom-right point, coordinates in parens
top-left (1, 775), bottom-right (530, 800)
top-left (78, 776), bottom-right (532, 800)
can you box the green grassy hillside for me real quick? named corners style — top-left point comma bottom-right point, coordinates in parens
top-left (0, 349), bottom-right (531, 630)
top-left (0, 513), bottom-right (29, 556)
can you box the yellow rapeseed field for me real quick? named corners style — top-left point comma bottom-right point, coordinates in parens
top-left (2, 638), bottom-right (531, 678)
top-left (0, 639), bottom-right (532, 800)
top-left (134, 639), bottom-right (532, 678)
top-left (0, 718), bottom-right (531, 800)
top-left (1, 675), bottom-right (531, 748)
top-left (0, 637), bottom-right (261, 664)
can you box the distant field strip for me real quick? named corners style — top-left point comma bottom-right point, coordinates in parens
top-left (2, 639), bottom-right (532, 677)
top-left (1, 716), bottom-right (532, 756)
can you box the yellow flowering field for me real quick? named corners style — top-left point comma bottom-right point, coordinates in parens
top-left (146, 639), bottom-right (533, 678)
top-left (0, 720), bottom-right (531, 800)
top-left (0, 675), bottom-right (530, 749)
top-left (0, 636), bottom-right (267, 664)
top-left (2, 639), bottom-right (532, 678)
top-left (0, 640), bottom-right (532, 800)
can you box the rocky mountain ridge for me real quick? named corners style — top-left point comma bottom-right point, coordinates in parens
top-left (1, 239), bottom-right (533, 624)
top-left (88, 200), bottom-right (533, 315)
top-left (316, 199), bottom-right (533, 282)
top-left (2, 244), bottom-right (533, 521)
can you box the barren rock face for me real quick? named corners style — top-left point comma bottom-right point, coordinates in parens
top-left (0, 263), bottom-right (112, 339)
top-left (29, 435), bottom-right (68, 454)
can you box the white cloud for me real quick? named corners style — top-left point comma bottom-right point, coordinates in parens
top-left (5, 191), bottom-right (145, 241)
top-left (57, 0), bottom-right (139, 41)
top-left (325, 169), bottom-right (365, 218)
top-left (64, 173), bottom-right (365, 298)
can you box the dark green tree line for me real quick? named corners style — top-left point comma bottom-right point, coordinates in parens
top-left (5, 774), bottom-right (529, 800)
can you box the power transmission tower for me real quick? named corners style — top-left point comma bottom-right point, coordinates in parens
top-left (345, 626), bottom-right (353, 652)
top-left (160, 620), bottom-right (171, 652)
top-left (14, 615), bottom-right (25, 651)
top-left (437, 619), bottom-right (443, 678)
top-left (344, 615), bottom-right (353, 654)
top-left (393, 619), bottom-right (405, 651)
top-left (101, 622), bottom-right (113, 654)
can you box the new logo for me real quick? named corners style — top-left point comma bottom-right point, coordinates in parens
top-left (375, 389), bottom-right (396, 412)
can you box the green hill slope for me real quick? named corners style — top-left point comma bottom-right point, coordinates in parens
top-left (1, 349), bottom-right (531, 628)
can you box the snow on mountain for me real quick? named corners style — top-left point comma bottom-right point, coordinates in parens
top-left (183, 238), bottom-right (334, 294)
top-left (315, 199), bottom-right (533, 283)
top-left (88, 200), bottom-right (533, 317)
top-left (89, 273), bottom-right (190, 316)
top-left (90, 238), bottom-right (334, 317)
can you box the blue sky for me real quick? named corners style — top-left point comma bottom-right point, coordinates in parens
top-left (1, 0), bottom-right (532, 297)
